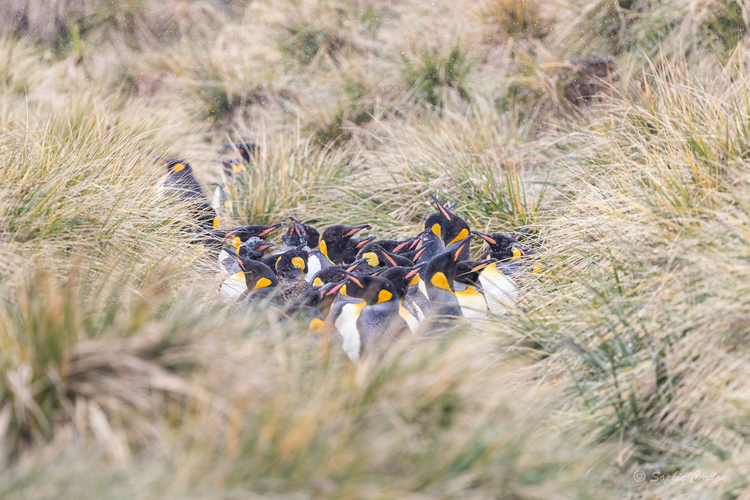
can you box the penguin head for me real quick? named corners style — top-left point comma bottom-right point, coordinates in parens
top-left (445, 233), bottom-right (472, 262)
top-left (424, 240), bottom-right (468, 295)
top-left (226, 253), bottom-right (278, 292)
top-left (320, 224), bottom-right (371, 264)
top-left (391, 235), bottom-right (421, 254)
top-left (159, 158), bottom-right (193, 176)
top-left (339, 273), bottom-right (399, 306)
top-left (222, 142), bottom-right (259, 163)
top-left (232, 222), bottom-right (285, 242)
top-left (274, 248), bottom-right (308, 277)
top-left (283, 217), bottom-right (308, 247)
top-left (428, 195), bottom-right (471, 249)
top-left (343, 235), bottom-right (377, 264)
top-left (455, 260), bottom-right (496, 287)
top-left (378, 264), bottom-right (426, 299)
top-left (471, 230), bottom-right (520, 261)
top-left (311, 258), bottom-right (368, 288)
top-left (220, 159), bottom-right (244, 177)
top-left (241, 237), bottom-right (277, 260)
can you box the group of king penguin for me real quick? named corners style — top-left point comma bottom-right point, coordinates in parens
top-left (155, 147), bottom-right (537, 365)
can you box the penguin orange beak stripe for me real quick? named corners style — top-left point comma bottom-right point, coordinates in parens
top-left (470, 262), bottom-right (491, 272)
top-left (454, 243), bottom-right (467, 262)
top-left (355, 235), bottom-right (377, 248)
top-left (227, 252), bottom-right (246, 271)
top-left (259, 223), bottom-right (284, 237)
top-left (472, 231), bottom-right (497, 245)
top-left (383, 252), bottom-right (397, 267)
top-left (431, 194), bottom-right (452, 221)
top-left (347, 275), bottom-right (364, 288)
top-left (404, 265), bottom-right (424, 279)
top-left (344, 224), bottom-right (370, 237)
top-left (412, 245), bottom-right (428, 262)
top-left (223, 230), bottom-right (237, 239)
top-left (327, 282), bottom-right (346, 296)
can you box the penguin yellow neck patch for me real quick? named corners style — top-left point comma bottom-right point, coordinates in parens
top-left (253, 277), bottom-right (273, 290)
top-left (409, 274), bottom-right (420, 286)
top-left (431, 272), bottom-right (453, 293)
top-left (232, 237), bottom-right (241, 253)
top-left (377, 290), bottom-right (393, 303)
top-left (292, 257), bottom-right (306, 271)
top-left (312, 277), bottom-right (323, 287)
top-left (340, 285), bottom-right (348, 297)
top-left (319, 239), bottom-right (329, 258)
top-left (363, 252), bottom-right (379, 267)
top-left (511, 247), bottom-right (524, 261)
top-left (447, 228), bottom-right (469, 246)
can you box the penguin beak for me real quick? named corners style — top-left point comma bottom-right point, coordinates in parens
top-left (453, 238), bottom-right (470, 262)
top-left (227, 252), bottom-right (246, 271)
top-left (346, 258), bottom-right (368, 272)
top-left (341, 271), bottom-right (364, 288)
top-left (411, 242), bottom-right (431, 262)
top-left (513, 227), bottom-right (531, 240)
top-left (471, 230), bottom-right (497, 245)
top-left (326, 281), bottom-right (346, 296)
top-left (258, 222), bottom-right (285, 237)
top-left (223, 230), bottom-right (237, 239)
top-left (355, 235), bottom-right (377, 248)
top-left (392, 236), bottom-right (416, 253)
top-left (430, 194), bottom-right (452, 221)
top-left (256, 242), bottom-right (276, 251)
top-left (404, 264), bottom-right (425, 279)
top-left (470, 261), bottom-right (492, 272)
top-left (381, 251), bottom-right (397, 267)
top-left (344, 224), bottom-right (370, 237)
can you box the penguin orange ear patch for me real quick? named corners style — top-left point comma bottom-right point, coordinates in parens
top-left (313, 277), bottom-right (324, 287)
top-left (309, 318), bottom-right (325, 333)
top-left (173, 163), bottom-right (186, 172)
top-left (447, 228), bottom-right (469, 246)
top-left (213, 217), bottom-right (220, 230)
top-left (431, 272), bottom-right (453, 293)
top-left (292, 257), bottom-right (306, 271)
top-left (377, 290), bottom-right (393, 303)
top-left (253, 277), bottom-right (272, 290)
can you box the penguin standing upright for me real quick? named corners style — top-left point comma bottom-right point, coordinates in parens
top-left (327, 273), bottom-right (407, 364)
top-left (156, 158), bottom-right (218, 232)
top-left (223, 254), bottom-right (278, 303)
top-left (422, 238), bottom-right (471, 321)
top-left (428, 195), bottom-right (471, 260)
top-left (378, 265), bottom-right (426, 333)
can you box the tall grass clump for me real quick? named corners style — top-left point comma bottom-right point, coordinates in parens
top-left (512, 57), bottom-right (750, 494)
top-left (401, 43), bottom-right (474, 108)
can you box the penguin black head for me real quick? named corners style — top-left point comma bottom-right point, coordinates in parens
top-left (424, 240), bottom-right (468, 295)
top-left (343, 235), bottom-right (378, 264)
top-left (231, 222), bottom-right (285, 242)
top-left (445, 233), bottom-right (472, 262)
top-left (455, 260), bottom-right (496, 287)
top-left (274, 248), bottom-right (309, 277)
top-left (471, 230), bottom-right (523, 261)
top-left (159, 158), bottom-right (194, 176)
top-left (428, 195), bottom-right (471, 250)
top-left (241, 237), bottom-right (277, 260)
top-left (220, 159), bottom-right (245, 177)
top-left (310, 258), bottom-right (368, 288)
top-left (338, 273), bottom-right (399, 306)
top-left (227, 253), bottom-right (278, 293)
top-left (222, 142), bottom-right (259, 163)
top-left (378, 265), bottom-right (425, 300)
top-left (320, 224), bottom-right (371, 265)
top-left (360, 246), bottom-right (416, 268)
top-left (283, 217), bottom-right (308, 247)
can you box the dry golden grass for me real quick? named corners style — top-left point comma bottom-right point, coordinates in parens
top-left (1, 0), bottom-right (750, 498)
